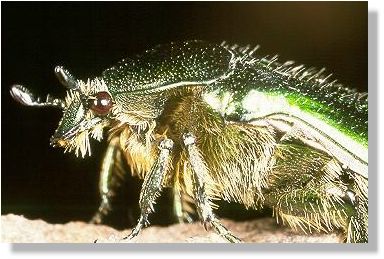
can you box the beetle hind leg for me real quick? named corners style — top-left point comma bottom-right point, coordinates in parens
top-left (346, 195), bottom-right (368, 243)
top-left (264, 143), bottom-right (367, 243)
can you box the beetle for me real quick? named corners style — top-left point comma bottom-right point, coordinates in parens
top-left (10, 40), bottom-right (368, 243)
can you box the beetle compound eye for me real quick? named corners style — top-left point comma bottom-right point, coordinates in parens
top-left (89, 91), bottom-right (113, 116)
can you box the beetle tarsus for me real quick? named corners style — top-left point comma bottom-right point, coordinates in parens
top-left (89, 196), bottom-right (112, 224)
top-left (122, 215), bottom-right (148, 240)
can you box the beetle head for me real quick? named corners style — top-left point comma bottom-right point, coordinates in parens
top-left (10, 66), bottom-right (114, 157)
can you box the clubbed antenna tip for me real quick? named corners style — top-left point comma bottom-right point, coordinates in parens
top-left (10, 84), bottom-right (64, 108)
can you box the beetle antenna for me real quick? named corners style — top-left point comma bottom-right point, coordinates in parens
top-left (10, 84), bottom-right (65, 108)
top-left (55, 66), bottom-right (79, 90)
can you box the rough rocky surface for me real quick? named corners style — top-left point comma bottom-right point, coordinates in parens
top-left (1, 214), bottom-right (343, 243)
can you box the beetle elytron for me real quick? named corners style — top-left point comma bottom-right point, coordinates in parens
top-left (10, 40), bottom-right (368, 243)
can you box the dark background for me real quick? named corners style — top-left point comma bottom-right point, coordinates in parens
top-left (2, 2), bottom-right (367, 229)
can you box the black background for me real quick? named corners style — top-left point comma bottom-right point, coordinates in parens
top-left (2, 2), bottom-right (367, 228)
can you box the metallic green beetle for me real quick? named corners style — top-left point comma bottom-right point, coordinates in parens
top-left (10, 40), bottom-right (368, 243)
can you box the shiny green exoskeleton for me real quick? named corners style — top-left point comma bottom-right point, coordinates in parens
top-left (10, 40), bottom-right (368, 243)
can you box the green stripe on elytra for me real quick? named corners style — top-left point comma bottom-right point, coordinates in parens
top-left (275, 91), bottom-right (367, 147)
top-left (215, 62), bottom-right (368, 148)
top-left (224, 86), bottom-right (367, 147)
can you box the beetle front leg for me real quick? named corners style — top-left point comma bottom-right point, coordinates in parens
top-left (123, 138), bottom-right (174, 240)
top-left (173, 187), bottom-right (194, 223)
top-left (90, 136), bottom-right (126, 224)
top-left (183, 133), bottom-right (242, 243)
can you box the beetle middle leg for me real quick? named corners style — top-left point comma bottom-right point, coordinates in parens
top-left (183, 133), bottom-right (242, 243)
top-left (122, 138), bottom-right (174, 240)
top-left (90, 136), bottom-right (126, 224)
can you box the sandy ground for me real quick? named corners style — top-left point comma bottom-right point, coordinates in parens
top-left (1, 214), bottom-right (343, 243)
